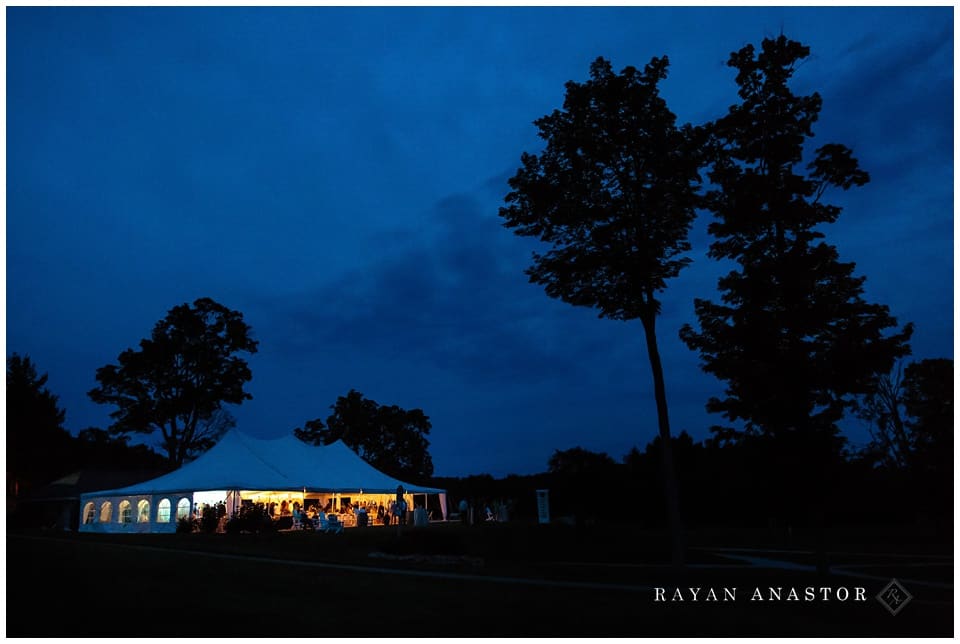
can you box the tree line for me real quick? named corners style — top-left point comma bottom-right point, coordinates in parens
top-left (437, 375), bottom-right (950, 539)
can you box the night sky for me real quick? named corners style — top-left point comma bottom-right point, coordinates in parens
top-left (6, 7), bottom-right (953, 477)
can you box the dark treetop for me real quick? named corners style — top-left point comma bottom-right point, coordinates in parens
top-left (88, 297), bottom-right (259, 467)
top-left (680, 36), bottom-right (913, 452)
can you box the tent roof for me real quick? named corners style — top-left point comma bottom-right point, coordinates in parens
top-left (83, 430), bottom-right (445, 497)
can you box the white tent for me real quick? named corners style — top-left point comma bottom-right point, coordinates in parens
top-left (78, 430), bottom-right (447, 533)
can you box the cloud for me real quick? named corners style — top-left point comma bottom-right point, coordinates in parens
top-left (253, 191), bottom-right (648, 388)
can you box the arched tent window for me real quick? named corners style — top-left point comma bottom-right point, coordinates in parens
top-left (137, 499), bottom-right (150, 523)
top-left (83, 502), bottom-right (95, 524)
top-left (176, 498), bottom-right (191, 520)
top-left (119, 500), bottom-right (133, 524)
top-left (157, 498), bottom-right (172, 523)
top-left (100, 502), bottom-right (113, 523)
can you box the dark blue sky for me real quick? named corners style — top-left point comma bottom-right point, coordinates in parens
top-left (7, 7), bottom-right (953, 477)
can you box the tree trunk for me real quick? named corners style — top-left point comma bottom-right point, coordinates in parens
top-left (640, 309), bottom-right (685, 567)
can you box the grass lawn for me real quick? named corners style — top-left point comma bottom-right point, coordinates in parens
top-left (6, 521), bottom-right (953, 637)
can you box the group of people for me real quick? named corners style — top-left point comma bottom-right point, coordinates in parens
top-left (375, 496), bottom-right (411, 526)
top-left (280, 486), bottom-right (413, 531)
top-left (339, 487), bottom-right (411, 528)
top-left (265, 499), bottom-right (338, 518)
top-left (350, 494), bottom-right (410, 528)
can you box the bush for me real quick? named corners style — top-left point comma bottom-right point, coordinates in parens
top-left (225, 502), bottom-right (275, 535)
top-left (199, 504), bottom-right (221, 534)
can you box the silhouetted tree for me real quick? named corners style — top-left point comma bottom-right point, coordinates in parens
top-left (184, 409), bottom-right (237, 463)
top-left (7, 354), bottom-right (73, 495)
top-left (679, 36), bottom-right (913, 532)
top-left (546, 446), bottom-right (623, 525)
top-left (293, 417), bottom-right (326, 446)
top-left (75, 427), bottom-right (168, 470)
top-left (500, 56), bottom-right (703, 565)
top-left (859, 359), bottom-right (953, 477)
top-left (294, 389), bottom-right (434, 481)
top-left (548, 446), bottom-right (616, 475)
top-left (88, 297), bottom-right (258, 467)
top-left (901, 358), bottom-right (952, 479)
top-left (853, 357), bottom-right (952, 527)
top-left (854, 364), bottom-right (912, 470)
top-left (625, 431), bottom-right (712, 526)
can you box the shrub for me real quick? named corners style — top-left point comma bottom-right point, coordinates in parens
top-left (199, 504), bottom-right (221, 534)
top-left (225, 502), bottom-right (275, 535)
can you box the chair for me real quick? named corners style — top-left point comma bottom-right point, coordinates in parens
top-left (317, 514), bottom-right (343, 535)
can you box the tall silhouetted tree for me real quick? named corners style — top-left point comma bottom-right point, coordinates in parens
top-left (500, 56), bottom-right (702, 565)
top-left (294, 389), bottom-right (434, 481)
top-left (679, 36), bottom-right (913, 523)
top-left (88, 297), bottom-right (258, 467)
top-left (7, 354), bottom-right (73, 495)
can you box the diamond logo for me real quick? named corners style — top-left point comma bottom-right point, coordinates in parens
top-left (876, 578), bottom-right (913, 616)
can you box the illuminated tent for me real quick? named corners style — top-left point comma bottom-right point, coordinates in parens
top-left (78, 430), bottom-right (447, 533)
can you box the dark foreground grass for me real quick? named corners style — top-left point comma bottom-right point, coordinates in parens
top-left (6, 522), bottom-right (953, 637)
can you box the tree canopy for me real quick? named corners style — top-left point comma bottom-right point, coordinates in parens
top-left (7, 354), bottom-right (73, 493)
top-left (680, 35), bottom-right (913, 456)
top-left (857, 358), bottom-right (953, 479)
top-left (548, 446), bottom-right (616, 475)
top-left (74, 427), bottom-right (170, 471)
top-left (88, 297), bottom-right (258, 467)
top-left (499, 56), bottom-right (702, 322)
top-left (294, 389), bottom-right (434, 482)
